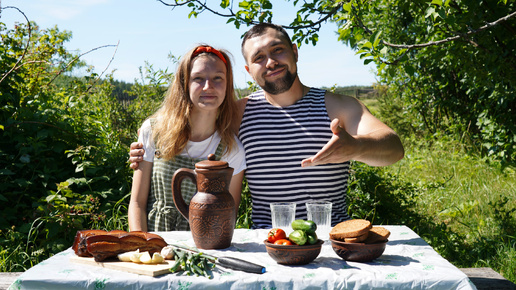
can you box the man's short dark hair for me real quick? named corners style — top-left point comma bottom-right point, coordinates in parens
top-left (241, 23), bottom-right (293, 59)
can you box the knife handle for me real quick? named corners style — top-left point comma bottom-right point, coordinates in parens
top-left (217, 257), bottom-right (266, 274)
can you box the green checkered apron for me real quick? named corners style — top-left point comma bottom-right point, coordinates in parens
top-left (146, 125), bottom-right (225, 231)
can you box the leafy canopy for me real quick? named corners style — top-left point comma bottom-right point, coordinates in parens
top-left (158, 0), bottom-right (516, 166)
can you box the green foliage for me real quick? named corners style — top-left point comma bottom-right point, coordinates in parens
top-left (124, 61), bottom-right (172, 133)
top-left (3, 4), bottom-right (516, 284)
top-left (348, 160), bottom-right (467, 258)
top-left (348, 145), bottom-right (516, 282)
top-left (1, 22), bottom-right (78, 228)
top-left (0, 18), bottom-right (181, 271)
top-left (0, 22), bottom-right (138, 271)
top-left (168, 0), bottom-right (516, 165)
top-left (336, 0), bottom-right (516, 166)
top-left (236, 178), bottom-right (253, 229)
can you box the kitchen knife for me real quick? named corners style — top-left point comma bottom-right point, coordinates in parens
top-left (169, 244), bottom-right (266, 274)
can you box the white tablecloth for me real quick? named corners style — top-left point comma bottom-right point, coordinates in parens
top-left (9, 226), bottom-right (476, 289)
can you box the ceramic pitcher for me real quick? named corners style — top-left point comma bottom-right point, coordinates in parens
top-left (172, 154), bottom-right (235, 249)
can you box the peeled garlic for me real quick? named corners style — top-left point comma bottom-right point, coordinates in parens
top-left (117, 251), bottom-right (133, 262)
top-left (117, 249), bottom-right (164, 264)
top-left (130, 250), bottom-right (143, 263)
top-left (161, 246), bottom-right (175, 260)
top-left (152, 252), bottom-right (165, 263)
top-left (139, 251), bottom-right (153, 264)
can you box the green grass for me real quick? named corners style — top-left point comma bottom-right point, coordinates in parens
top-left (385, 136), bottom-right (516, 281)
top-left (394, 140), bottom-right (515, 235)
top-left (350, 97), bottom-right (516, 282)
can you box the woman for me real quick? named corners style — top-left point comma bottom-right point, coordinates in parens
top-left (128, 45), bottom-right (246, 232)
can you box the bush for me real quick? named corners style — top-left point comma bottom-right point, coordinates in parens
top-left (0, 22), bottom-right (152, 271)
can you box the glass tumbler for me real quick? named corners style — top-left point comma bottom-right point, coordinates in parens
top-left (306, 201), bottom-right (332, 240)
top-left (270, 202), bottom-right (296, 233)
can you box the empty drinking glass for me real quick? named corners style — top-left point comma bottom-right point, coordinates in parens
top-left (270, 202), bottom-right (296, 233)
top-left (306, 201), bottom-right (332, 240)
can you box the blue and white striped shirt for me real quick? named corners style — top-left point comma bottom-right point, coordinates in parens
top-left (239, 88), bottom-right (350, 229)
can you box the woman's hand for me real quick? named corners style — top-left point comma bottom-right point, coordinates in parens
top-left (129, 142), bottom-right (145, 170)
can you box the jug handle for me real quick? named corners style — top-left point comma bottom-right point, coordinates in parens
top-left (171, 168), bottom-right (196, 221)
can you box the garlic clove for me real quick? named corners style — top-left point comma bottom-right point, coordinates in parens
top-left (130, 249), bottom-right (143, 263)
top-left (151, 252), bottom-right (165, 264)
top-left (139, 251), bottom-right (153, 264)
top-left (117, 251), bottom-right (134, 262)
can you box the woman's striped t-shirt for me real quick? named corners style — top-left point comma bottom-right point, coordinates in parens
top-left (239, 87), bottom-right (351, 229)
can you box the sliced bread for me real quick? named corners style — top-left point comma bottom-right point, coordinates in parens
top-left (329, 219), bottom-right (372, 240)
top-left (344, 231), bottom-right (369, 243)
top-left (363, 226), bottom-right (390, 244)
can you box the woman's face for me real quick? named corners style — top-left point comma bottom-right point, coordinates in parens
top-left (189, 54), bottom-right (227, 113)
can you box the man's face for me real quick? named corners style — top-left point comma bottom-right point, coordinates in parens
top-left (243, 28), bottom-right (298, 95)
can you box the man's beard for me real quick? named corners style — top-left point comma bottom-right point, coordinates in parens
top-left (261, 66), bottom-right (297, 95)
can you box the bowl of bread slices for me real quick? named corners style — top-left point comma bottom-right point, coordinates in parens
top-left (329, 219), bottom-right (390, 262)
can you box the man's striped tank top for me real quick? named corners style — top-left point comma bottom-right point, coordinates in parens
top-left (239, 87), bottom-right (350, 229)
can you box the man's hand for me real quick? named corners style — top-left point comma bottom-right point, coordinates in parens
top-left (129, 142), bottom-right (145, 170)
top-left (301, 118), bottom-right (358, 167)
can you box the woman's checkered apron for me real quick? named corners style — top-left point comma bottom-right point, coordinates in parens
top-left (146, 126), bottom-right (225, 231)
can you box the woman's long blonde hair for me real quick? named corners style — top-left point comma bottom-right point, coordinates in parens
top-left (150, 44), bottom-right (238, 160)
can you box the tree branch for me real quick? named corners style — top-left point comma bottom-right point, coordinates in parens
top-left (0, 6), bottom-right (32, 85)
top-left (156, 0), bottom-right (339, 32)
top-left (351, 4), bottom-right (373, 35)
top-left (157, 0), bottom-right (234, 17)
top-left (46, 44), bottom-right (119, 87)
top-left (155, 1), bottom-right (514, 54)
top-left (86, 41), bottom-right (120, 92)
top-left (284, 5), bottom-right (339, 31)
top-left (382, 10), bottom-right (516, 49)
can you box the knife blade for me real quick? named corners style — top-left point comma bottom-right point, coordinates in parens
top-left (168, 243), bottom-right (266, 274)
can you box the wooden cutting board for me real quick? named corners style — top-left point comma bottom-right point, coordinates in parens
top-left (70, 256), bottom-right (175, 277)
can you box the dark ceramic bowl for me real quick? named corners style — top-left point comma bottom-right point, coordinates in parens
top-left (330, 239), bottom-right (387, 262)
top-left (264, 239), bottom-right (324, 265)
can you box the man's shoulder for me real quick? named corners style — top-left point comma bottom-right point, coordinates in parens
top-left (323, 90), bottom-right (364, 120)
top-left (323, 89), bottom-right (354, 99)
top-left (324, 90), bottom-right (360, 106)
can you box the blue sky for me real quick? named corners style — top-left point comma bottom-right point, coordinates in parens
top-left (1, 0), bottom-right (377, 88)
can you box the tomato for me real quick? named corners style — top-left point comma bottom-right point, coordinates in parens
top-left (267, 228), bottom-right (287, 243)
top-left (274, 239), bottom-right (293, 245)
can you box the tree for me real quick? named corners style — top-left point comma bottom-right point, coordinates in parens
top-left (157, 0), bottom-right (516, 166)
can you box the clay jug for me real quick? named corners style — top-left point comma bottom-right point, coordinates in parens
top-left (172, 154), bottom-right (235, 249)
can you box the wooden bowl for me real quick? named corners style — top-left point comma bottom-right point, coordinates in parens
top-left (264, 239), bottom-right (323, 265)
top-left (330, 239), bottom-right (387, 262)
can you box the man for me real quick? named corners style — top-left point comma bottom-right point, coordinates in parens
top-left (129, 23), bottom-right (404, 229)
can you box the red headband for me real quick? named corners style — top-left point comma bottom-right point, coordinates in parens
top-left (192, 46), bottom-right (227, 65)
